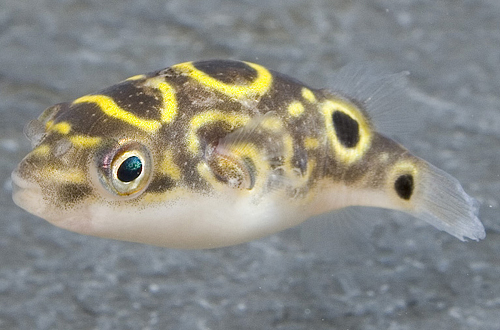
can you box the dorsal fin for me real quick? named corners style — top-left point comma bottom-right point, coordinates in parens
top-left (325, 64), bottom-right (421, 139)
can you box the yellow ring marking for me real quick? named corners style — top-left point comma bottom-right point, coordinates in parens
top-left (390, 160), bottom-right (418, 177)
top-left (321, 98), bottom-right (372, 164)
top-left (69, 135), bottom-right (102, 148)
top-left (173, 61), bottom-right (273, 99)
top-left (388, 160), bottom-right (419, 205)
top-left (301, 88), bottom-right (316, 103)
top-left (303, 137), bottom-right (320, 150)
top-left (287, 101), bottom-right (305, 117)
top-left (143, 77), bottom-right (178, 123)
top-left (188, 110), bottom-right (250, 154)
top-left (73, 95), bottom-right (161, 133)
top-left (160, 149), bottom-right (182, 180)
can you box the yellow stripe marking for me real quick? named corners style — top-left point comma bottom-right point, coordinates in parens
top-left (144, 77), bottom-right (178, 123)
top-left (69, 135), bottom-right (102, 148)
top-left (301, 88), bottom-right (316, 103)
top-left (321, 98), bottom-right (372, 164)
top-left (173, 61), bottom-right (273, 99)
top-left (41, 167), bottom-right (86, 184)
top-left (188, 110), bottom-right (250, 154)
top-left (45, 120), bottom-right (70, 134)
top-left (73, 95), bottom-right (161, 132)
top-left (160, 149), bottom-right (182, 180)
top-left (287, 101), bottom-right (305, 117)
top-left (125, 74), bottom-right (146, 81)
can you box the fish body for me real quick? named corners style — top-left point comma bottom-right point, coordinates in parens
top-left (11, 60), bottom-right (485, 248)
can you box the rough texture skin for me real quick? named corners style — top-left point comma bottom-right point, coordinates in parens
top-left (1, 1), bottom-right (499, 329)
top-left (14, 59), bottom-right (410, 207)
top-left (16, 59), bottom-right (444, 249)
top-left (12, 58), bottom-right (483, 247)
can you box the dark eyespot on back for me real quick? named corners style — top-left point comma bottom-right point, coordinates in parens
top-left (193, 60), bottom-right (258, 85)
top-left (395, 174), bottom-right (414, 200)
top-left (117, 156), bottom-right (142, 182)
top-left (332, 111), bottom-right (360, 148)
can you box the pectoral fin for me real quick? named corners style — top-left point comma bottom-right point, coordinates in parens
top-left (204, 111), bottom-right (288, 190)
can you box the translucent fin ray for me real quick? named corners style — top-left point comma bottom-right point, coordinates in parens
top-left (300, 207), bottom-right (379, 260)
top-left (410, 163), bottom-right (485, 241)
top-left (325, 63), bottom-right (421, 138)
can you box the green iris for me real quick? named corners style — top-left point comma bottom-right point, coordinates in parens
top-left (117, 156), bottom-right (142, 182)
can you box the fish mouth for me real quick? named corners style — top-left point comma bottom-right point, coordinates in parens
top-left (11, 168), bottom-right (46, 218)
top-left (11, 165), bottom-right (93, 234)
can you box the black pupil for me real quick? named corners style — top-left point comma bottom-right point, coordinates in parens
top-left (117, 156), bottom-right (142, 182)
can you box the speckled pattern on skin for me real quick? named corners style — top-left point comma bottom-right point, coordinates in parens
top-left (11, 59), bottom-right (484, 249)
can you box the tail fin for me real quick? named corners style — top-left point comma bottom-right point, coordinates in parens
top-left (409, 162), bottom-right (485, 241)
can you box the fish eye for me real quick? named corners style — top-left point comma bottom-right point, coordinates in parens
top-left (97, 141), bottom-right (152, 197)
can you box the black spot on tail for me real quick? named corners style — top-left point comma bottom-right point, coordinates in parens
top-left (332, 111), bottom-right (360, 148)
top-left (193, 60), bottom-right (258, 85)
top-left (395, 174), bottom-right (414, 200)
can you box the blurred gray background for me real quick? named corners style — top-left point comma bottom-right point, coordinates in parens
top-left (1, 1), bottom-right (499, 329)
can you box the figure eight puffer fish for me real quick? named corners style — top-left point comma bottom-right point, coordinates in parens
top-left (11, 60), bottom-right (485, 248)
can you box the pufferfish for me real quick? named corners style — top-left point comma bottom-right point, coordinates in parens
top-left (11, 59), bottom-right (485, 249)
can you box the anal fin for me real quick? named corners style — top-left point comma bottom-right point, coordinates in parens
top-left (300, 207), bottom-right (380, 261)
